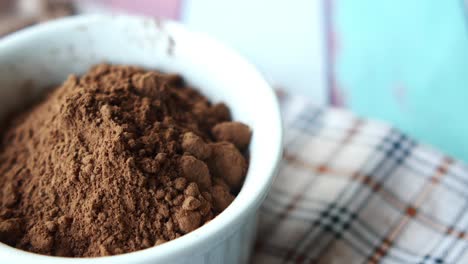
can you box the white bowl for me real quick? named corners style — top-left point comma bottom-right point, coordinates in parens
top-left (0, 15), bottom-right (282, 264)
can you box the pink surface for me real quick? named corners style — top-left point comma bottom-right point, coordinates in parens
top-left (97, 0), bottom-right (182, 19)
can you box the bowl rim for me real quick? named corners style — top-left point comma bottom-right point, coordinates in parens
top-left (0, 14), bottom-right (283, 263)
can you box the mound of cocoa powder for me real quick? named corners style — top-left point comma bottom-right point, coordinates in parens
top-left (0, 64), bottom-right (252, 257)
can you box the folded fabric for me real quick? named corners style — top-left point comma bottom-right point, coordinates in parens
top-left (253, 94), bottom-right (468, 263)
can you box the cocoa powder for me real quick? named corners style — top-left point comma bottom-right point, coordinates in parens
top-left (0, 64), bottom-right (252, 257)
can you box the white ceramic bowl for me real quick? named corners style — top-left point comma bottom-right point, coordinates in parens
top-left (0, 15), bottom-right (282, 264)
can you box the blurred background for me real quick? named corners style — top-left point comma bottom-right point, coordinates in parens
top-left (1, 0), bottom-right (468, 162)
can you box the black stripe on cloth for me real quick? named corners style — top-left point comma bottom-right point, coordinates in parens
top-left (256, 105), bottom-right (324, 246)
top-left (440, 205), bottom-right (468, 263)
top-left (365, 158), bottom-right (452, 263)
top-left (261, 199), bottom-right (413, 263)
top-left (417, 187), bottom-right (468, 263)
top-left (262, 186), bottom-right (444, 262)
top-left (293, 110), bottom-right (468, 195)
top-left (278, 120), bottom-right (363, 263)
top-left (284, 129), bottom-right (414, 263)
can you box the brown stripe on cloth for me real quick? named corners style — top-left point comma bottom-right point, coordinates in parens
top-left (255, 119), bottom-right (364, 252)
top-left (365, 157), bottom-right (454, 264)
top-left (281, 152), bottom-right (468, 244)
top-left (283, 155), bottom-right (407, 212)
top-left (418, 207), bottom-right (468, 240)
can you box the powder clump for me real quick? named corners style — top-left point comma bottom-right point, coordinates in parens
top-left (0, 64), bottom-right (251, 257)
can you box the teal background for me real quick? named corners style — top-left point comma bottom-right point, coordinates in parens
top-left (336, 0), bottom-right (468, 161)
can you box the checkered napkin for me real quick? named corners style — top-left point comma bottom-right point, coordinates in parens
top-left (252, 94), bottom-right (468, 264)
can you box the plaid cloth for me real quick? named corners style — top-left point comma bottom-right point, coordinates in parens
top-left (253, 94), bottom-right (468, 264)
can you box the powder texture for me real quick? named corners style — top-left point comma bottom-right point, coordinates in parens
top-left (0, 64), bottom-right (251, 257)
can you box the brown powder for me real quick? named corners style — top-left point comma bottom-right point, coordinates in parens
top-left (0, 64), bottom-right (252, 257)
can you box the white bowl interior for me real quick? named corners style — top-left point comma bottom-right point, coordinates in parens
top-left (0, 15), bottom-right (282, 263)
